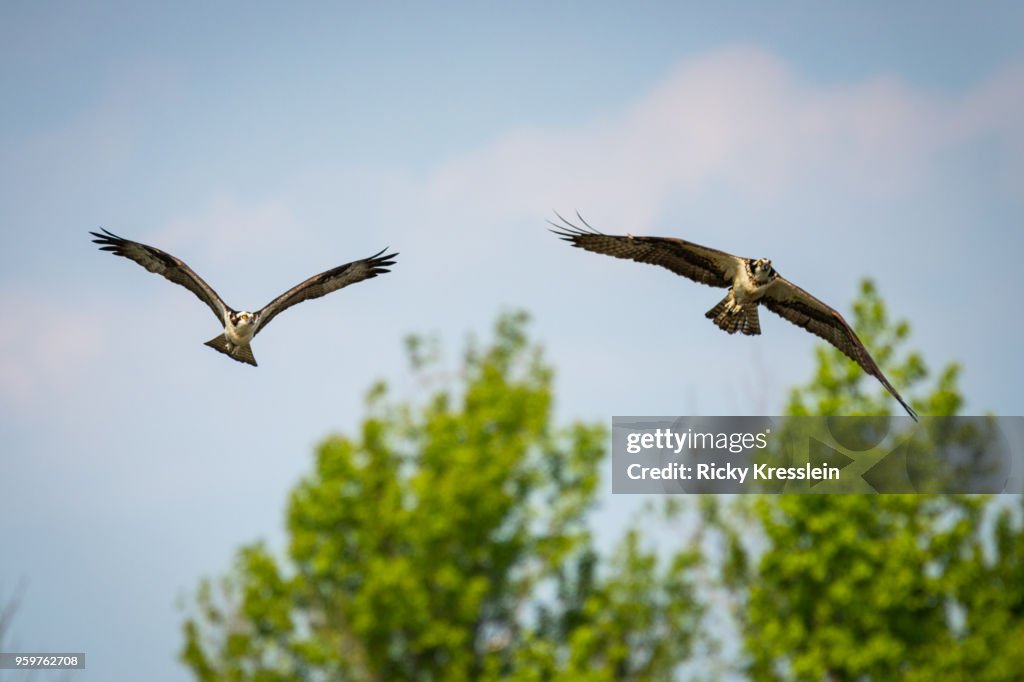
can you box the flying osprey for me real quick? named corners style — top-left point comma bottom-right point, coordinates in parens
top-left (550, 213), bottom-right (918, 420)
top-left (91, 229), bottom-right (397, 366)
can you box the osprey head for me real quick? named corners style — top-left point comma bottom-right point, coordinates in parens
top-left (751, 258), bottom-right (775, 283)
top-left (230, 311), bottom-right (255, 327)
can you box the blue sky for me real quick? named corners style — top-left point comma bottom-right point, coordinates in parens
top-left (2, 3), bottom-right (1023, 680)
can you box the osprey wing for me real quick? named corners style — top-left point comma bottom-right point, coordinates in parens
top-left (549, 213), bottom-right (740, 287)
top-left (254, 248), bottom-right (397, 334)
top-left (762, 276), bottom-right (918, 421)
top-left (91, 228), bottom-right (229, 324)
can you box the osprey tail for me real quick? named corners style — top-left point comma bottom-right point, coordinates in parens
top-left (204, 334), bottom-right (258, 366)
top-left (706, 297), bottom-right (762, 336)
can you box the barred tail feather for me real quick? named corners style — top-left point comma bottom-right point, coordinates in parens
top-left (204, 334), bottom-right (258, 366)
top-left (705, 297), bottom-right (761, 336)
top-left (705, 298), bottom-right (729, 321)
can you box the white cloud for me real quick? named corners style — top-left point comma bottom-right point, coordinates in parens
top-left (950, 61), bottom-right (1024, 193)
top-left (0, 290), bottom-right (104, 408)
top-left (2, 62), bottom-right (185, 200)
top-left (424, 46), bottom-right (1024, 226)
top-left (151, 194), bottom-right (305, 265)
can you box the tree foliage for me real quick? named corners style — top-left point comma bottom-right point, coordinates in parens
top-left (182, 288), bottom-right (1023, 681)
top-left (181, 311), bottom-right (700, 681)
top-left (710, 279), bottom-right (1024, 681)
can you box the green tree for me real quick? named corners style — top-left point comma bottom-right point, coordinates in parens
top-left (708, 279), bottom-right (1024, 681)
top-left (181, 311), bottom-right (700, 681)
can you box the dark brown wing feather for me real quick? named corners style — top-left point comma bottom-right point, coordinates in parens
top-left (91, 228), bottom-right (229, 324)
top-left (549, 212), bottom-right (742, 288)
top-left (762, 276), bottom-right (918, 420)
top-left (254, 248), bottom-right (397, 334)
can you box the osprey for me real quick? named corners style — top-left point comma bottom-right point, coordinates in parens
top-left (91, 229), bottom-right (397, 366)
top-left (550, 213), bottom-right (918, 421)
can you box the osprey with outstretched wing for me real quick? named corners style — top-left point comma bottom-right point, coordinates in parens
top-left (550, 213), bottom-right (918, 420)
top-left (91, 229), bottom-right (397, 366)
